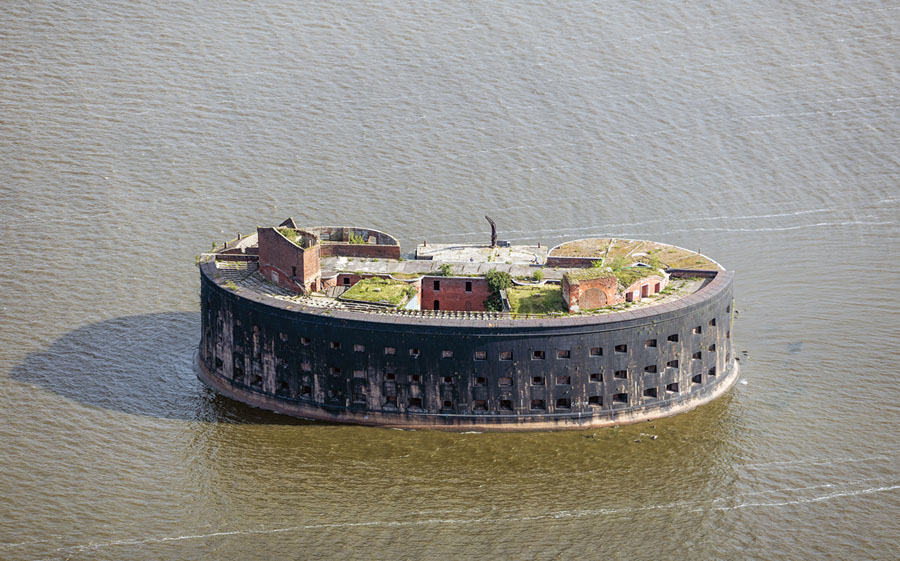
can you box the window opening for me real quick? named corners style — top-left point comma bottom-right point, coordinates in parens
top-left (590, 347), bottom-right (602, 356)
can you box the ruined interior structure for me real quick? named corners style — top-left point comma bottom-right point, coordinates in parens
top-left (197, 218), bottom-right (737, 430)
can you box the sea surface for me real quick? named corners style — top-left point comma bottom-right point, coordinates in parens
top-left (1, 1), bottom-right (898, 559)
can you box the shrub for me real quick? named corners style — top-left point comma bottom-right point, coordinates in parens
top-left (485, 269), bottom-right (512, 292)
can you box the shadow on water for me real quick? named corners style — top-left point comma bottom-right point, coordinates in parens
top-left (9, 312), bottom-right (312, 425)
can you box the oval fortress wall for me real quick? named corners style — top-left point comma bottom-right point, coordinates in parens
top-left (197, 261), bottom-right (737, 431)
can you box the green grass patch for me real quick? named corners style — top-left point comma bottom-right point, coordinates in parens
top-left (507, 286), bottom-right (566, 316)
top-left (340, 277), bottom-right (414, 306)
top-left (565, 266), bottom-right (661, 288)
top-left (277, 227), bottom-right (311, 249)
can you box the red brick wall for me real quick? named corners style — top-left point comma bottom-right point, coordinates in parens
top-left (545, 256), bottom-right (599, 268)
top-left (257, 227), bottom-right (320, 292)
top-left (623, 275), bottom-right (667, 302)
top-left (562, 275), bottom-right (618, 312)
top-left (319, 243), bottom-right (401, 260)
top-left (420, 277), bottom-right (490, 311)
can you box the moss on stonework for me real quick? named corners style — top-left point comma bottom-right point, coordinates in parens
top-left (564, 266), bottom-right (661, 288)
top-left (277, 227), bottom-right (310, 249)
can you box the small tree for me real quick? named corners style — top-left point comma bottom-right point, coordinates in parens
top-left (483, 269), bottom-right (512, 311)
top-left (532, 269), bottom-right (544, 282)
top-left (485, 269), bottom-right (512, 292)
top-left (438, 263), bottom-right (452, 277)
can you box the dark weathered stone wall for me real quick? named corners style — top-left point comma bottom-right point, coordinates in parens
top-left (199, 261), bottom-right (736, 430)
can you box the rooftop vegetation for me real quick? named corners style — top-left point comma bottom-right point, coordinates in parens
top-left (277, 227), bottom-right (311, 249)
top-left (564, 260), bottom-right (663, 288)
top-left (507, 286), bottom-right (566, 316)
top-left (483, 269), bottom-right (513, 311)
top-left (550, 238), bottom-right (720, 270)
top-left (340, 277), bottom-right (415, 307)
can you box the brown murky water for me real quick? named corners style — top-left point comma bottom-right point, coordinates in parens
top-left (1, 1), bottom-right (898, 559)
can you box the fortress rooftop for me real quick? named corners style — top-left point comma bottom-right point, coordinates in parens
top-left (202, 219), bottom-right (723, 320)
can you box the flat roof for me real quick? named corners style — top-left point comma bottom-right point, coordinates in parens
top-left (205, 231), bottom-right (724, 320)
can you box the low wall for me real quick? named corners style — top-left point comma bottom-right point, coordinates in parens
top-left (545, 256), bottom-right (598, 268)
top-left (319, 243), bottom-right (402, 260)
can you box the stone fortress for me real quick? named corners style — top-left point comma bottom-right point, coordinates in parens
top-left (197, 217), bottom-right (737, 430)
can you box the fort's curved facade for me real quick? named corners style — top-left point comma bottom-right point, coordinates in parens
top-left (197, 221), bottom-right (737, 430)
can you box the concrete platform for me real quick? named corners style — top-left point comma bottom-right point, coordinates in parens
top-left (414, 243), bottom-right (548, 265)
